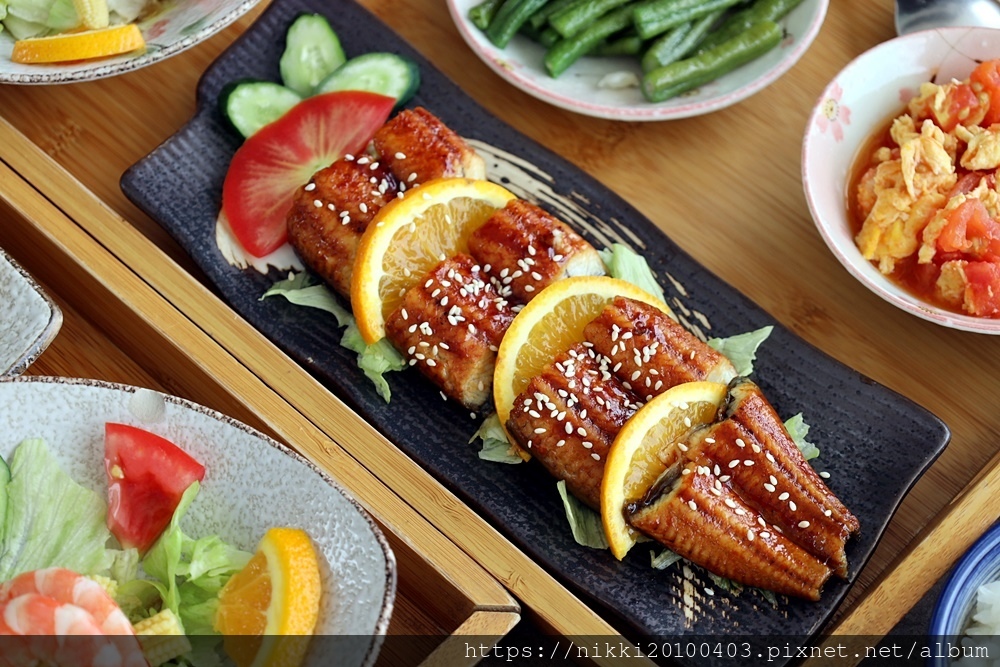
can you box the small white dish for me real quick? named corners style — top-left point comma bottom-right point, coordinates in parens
top-left (0, 0), bottom-right (262, 84)
top-left (0, 376), bottom-right (396, 666)
top-left (0, 247), bottom-right (62, 376)
top-left (802, 26), bottom-right (1000, 334)
top-left (446, 0), bottom-right (828, 121)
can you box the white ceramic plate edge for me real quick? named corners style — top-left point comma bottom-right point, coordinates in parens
top-left (0, 247), bottom-right (63, 376)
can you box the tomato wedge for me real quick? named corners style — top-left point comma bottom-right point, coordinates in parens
top-left (221, 90), bottom-right (396, 257)
top-left (105, 423), bottom-right (206, 553)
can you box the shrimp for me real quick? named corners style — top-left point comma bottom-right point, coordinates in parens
top-left (0, 568), bottom-right (148, 667)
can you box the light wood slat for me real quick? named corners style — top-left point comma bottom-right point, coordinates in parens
top-left (0, 159), bottom-right (518, 643)
top-left (420, 611), bottom-right (521, 667)
top-left (0, 115), bottom-right (639, 654)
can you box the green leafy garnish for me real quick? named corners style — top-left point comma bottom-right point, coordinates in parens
top-left (784, 413), bottom-right (820, 460)
top-left (556, 481), bottom-right (608, 549)
top-left (650, 548), bottom-right (682, 570)
top-left (707, 326), bottom-right (773, 376)
top-left (471, 413), bottom-right (523, 464)
top-left (262, 272), bottom-right (406, 402)
top-left (599, 243), bottom-right (666, 303)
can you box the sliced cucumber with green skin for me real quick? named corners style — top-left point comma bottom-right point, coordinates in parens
top-left (280, 13), bottom-right (347, 96)
top-left (0, 453), bottom-right (10, 549)
top-left (315, 53), bottom-right (421, 107)
top-left (220, 79), bottom-right (303, 138)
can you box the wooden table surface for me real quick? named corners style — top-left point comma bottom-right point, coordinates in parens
top-left (1, 0), bottom-right (996, 647)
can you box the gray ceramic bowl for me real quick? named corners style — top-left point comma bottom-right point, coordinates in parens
top-left (0, 247), bottom-right (62, 376)
top-left (0, 376), bottom-right (395, 667)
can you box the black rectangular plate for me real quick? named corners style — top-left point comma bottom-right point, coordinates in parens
top-left (121, 0), bottom-right (950, 661)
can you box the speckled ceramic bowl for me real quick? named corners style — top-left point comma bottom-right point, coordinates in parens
top-left (0, 247), bottom-right (61, 376)
top-left (0, 0), bottom-right (262, 84)
top-left (928, 523), bottom-right (1000, 665)
top-left (0, 376), bottom-right (395, 667)
top-left (803, 27), bottom-right (1000, 334)
top-left (447, 0), bottom-right (827, 121)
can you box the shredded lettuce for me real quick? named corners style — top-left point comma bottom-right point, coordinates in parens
top-left (556, 481), bottom-right (608, 549)
top-left (262, 272), bottom-right (406, 402)
top-left (0, 438), bottom-right (113, 581)
top-left (599, 243), bottom-right (666, 303)
top-left (784, 413), bottom-right (820, 460)
top-left (142, 482), bottom-right (252, 636)
top-left (471, 413), bottom-right (523, 464)
top-left (707, 326), bottom-right (773, 376)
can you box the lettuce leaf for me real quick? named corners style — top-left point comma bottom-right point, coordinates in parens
top-left (262, 272), bottom-right (405, 402)
top-left (556, 481), bottom-right (608, 549)
top-left (707, 326), bottom-right (773, 376)
top-left (471, 413), bottom-right (523, 464)
top-left (784, 413), bottom-right (820, 460)
top-left (650, 548), bottom-right (682, 570)
top-left (0, 438), bottom-right (113, 581)
top-left (142, 482), bottom-right (251, 635)
top-left (599, 243), bottom-right (666, 303)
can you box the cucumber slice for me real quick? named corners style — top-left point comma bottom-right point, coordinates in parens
top-left (220, 79), bottom-right (302, 138)
top-left (0, 453), bottom-right (10, 548)
top-left (315, 52), bottom-right (421, 107)
top-left (280, 13), bottom-right (347, 96)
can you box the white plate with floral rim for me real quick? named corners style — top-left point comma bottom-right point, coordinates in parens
top-left (0, 0), bottom-right (262, 84)
top-left (0, 375), bottom-right (396, 666)
top-left (803, 26), bottom-right (1000, 334)
top-left (0, 246), bottom-right (62, 375)
top-left (446, 0), bottom-right (828, 121)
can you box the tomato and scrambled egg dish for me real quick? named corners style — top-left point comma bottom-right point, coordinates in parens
top-left (853, 58), bottom-right (1000, 317)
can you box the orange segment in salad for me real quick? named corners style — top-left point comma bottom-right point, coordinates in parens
top-left (11, 24), bottom-right (144, 64)
top-left (215, 527), bottom-right (322, 667)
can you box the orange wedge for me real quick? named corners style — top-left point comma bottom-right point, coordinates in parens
top-left (351, 177), bottom-right (516, 344)
top-left (600, 381), bottom-right (727, 560)
top-left (11, 24), bottom-right (144, 64)
top-left (214, 527), bottom-right (322, 667)
top-left (492, 275), bottom-right (673, 451)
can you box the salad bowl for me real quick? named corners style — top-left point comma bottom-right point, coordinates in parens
top-left (0, 245), bottom-right (61, 376)
top-left (803, 26), bottom-right (1000, 334)
top-left (0, 375), bottom-right (396, 667)
top-left (0, 0), bottom-right (263, 84)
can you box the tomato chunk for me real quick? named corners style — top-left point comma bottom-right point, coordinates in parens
top-left (964, 261), bottom-right (1000, 316)
top-left (105, 423), bottom-right (206, 553)
top-left (937, 198), bottom-right (1000, 260)
top-left (222, 91), bottom-right (395, 257)
top-left (971, 59), bottom-right (1000, 125)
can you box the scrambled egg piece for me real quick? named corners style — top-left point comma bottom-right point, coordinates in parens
top-left (936, 260), bottom-right (968, 308)
top-left (955, 124), bottom-right (1000, 170)
top-left (855, 117), bottom-right (956, 273)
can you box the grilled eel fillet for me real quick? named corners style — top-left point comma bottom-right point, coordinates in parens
top-left (505, 298), bottom-right (859, 599)
top-left (506, 297), bottom-right (737, 509)
top-left (287, 107), bottom-right (484, 300)
top-left (384, 254), bottom-right (515, 408)
top-left (629, 378), bottom-right (859, 599)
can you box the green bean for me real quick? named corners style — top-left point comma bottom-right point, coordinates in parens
top-left (641, 19), bottom-right (781, 101)
top-left (520, 23), bottom-right (562, 47)
top-left (469, 0), bottom-right (504, 30)
top-left (487, 0), bottom-right (552, 48)
top-left (550, 0), bottom-right (634, 38)
top-left (696, 0), bottom-right (802, 52)
top-left (633, 0), bottom-right (744, 40)
top-left (640, 7), bottom-right (723, 71)
top-left (528, 0), bottom-right (579, 28)
top-left (544, 4), bottom-right (635, 77)
top-left (590, 33), bottom-right (645, 56)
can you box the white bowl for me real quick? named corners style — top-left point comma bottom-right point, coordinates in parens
top-left (803, 26), bottom-right (1000, 334)
top-left (0, 376), bottom-right (395, 666)
top-left (0, 247), bottom-right (62, 375)
top-left (447, 0), bottom-right (828, 121)
top-left (0, 0), bottom-right (261, 84)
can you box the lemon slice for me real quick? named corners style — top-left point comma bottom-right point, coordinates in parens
top-left (492, 275), bottom-right (672, 448)
top-left (600, 381), bottom-right (727, 560)
top-left (351, 177), bottom-right (515, 344)
top-left (11, 24), bottom-right (143, 64)
top-left (215, 527), bottom-right (322, 667)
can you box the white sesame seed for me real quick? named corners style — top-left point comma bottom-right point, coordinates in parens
top-left (764, 483), bottom-right (775, 492)
top-left (735, 438), bottom-right (746, 448)
top-left (683, 416), bottom-right (692, 427)
top-left (577, 427), bottom-right (586, 436)
top-left (630, 370), bottom-right (641, 381)
top-left (798, 521), bottom-right (810, 528)
top-left (751, 443), bottom-right (762, 453)
top-left (688, 500), bottom-right (697, 511)
top-left (789, 501), bottom-right (797, 511)
top-left (724, 499), bottom-right (737, 508)
top-left (395, 152), bottom-right (407, 159)
top-left (761, 531), bottom-right (771, 539)
top-left (769, 475), bottom-right (777, 485)
top-left (357, 156), bottom-right (370, 164)
top-left (440, 391), bottom-right (448, 401)
top-left (304, 182), bottom-right (316, 191)
top-left (528, 410), bottom-right (541, 419)
top-left (344, 154), bottom-right (354, 161)
top-left (778, 492), bottom-right (789, 501)
top-left (328, 203), bottom-right (336, 211)
top-left (824, 509), bottom-right (832, 517)
top-left (728, 460), bottom-right (740, 468)
top-left (408, 172), bottom-right (417, 182)
top-left (743, 460), bottom-right (754, 466)
top-left (704, 437), bottom-right (715, 444)
top-left (747, 530), bottom-right (755, 541)
top-left (359, 202), bottom-right (368, 213)
top-left (565, 422), bottom-right (573, 435)
top-left (556, 440), bottom-right (566, 447)
top-left (704, 587), bottom-right (714, 596)
top-left (819, 471), bottom-right (831, 479)
top-left (677, 443), bottom-right (689, 452)
top-left (426, 359), bottom-right (437, 367)
top-left (582, 441), bottom-right (593, 449)
top-left (534, 427), bottom-right (546, 434)
top-left (524, 285), bottom-right (535, 292)
top-left (591, 453), bottom-right (601, 461)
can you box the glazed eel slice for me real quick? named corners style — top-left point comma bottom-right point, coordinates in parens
top-left (287, 107), bottom-right (484, 300)
top-left (505, 297), bottom-right (737, 508)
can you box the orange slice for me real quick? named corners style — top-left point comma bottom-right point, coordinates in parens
top-left (492, 275), bottom-right (673, 451)
top-left (600, 381), bottom-right (727, 560)
top-left (351, 177), bottom-right (516, 344)
top-left (214, 527), bottom-right (322, 667)
top-left (11, 24), bottom-right (144, 64)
